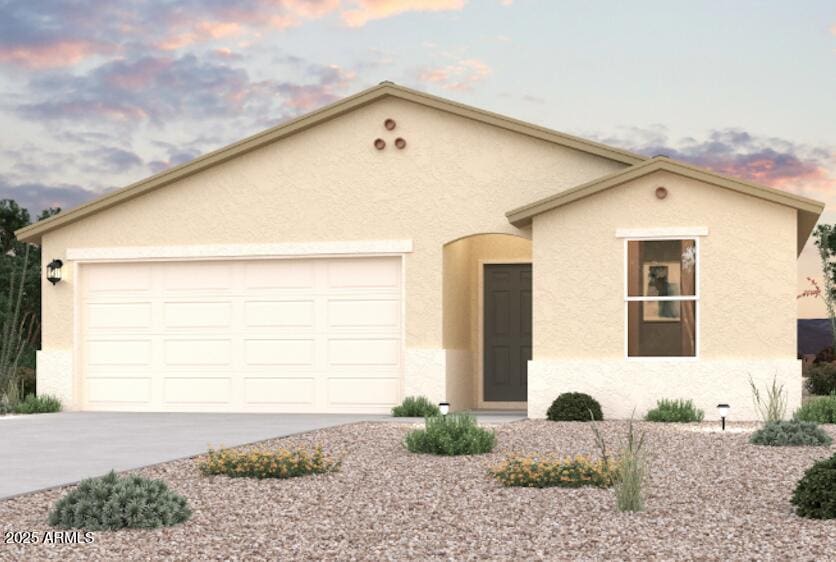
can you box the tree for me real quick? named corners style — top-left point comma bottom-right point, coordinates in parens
top-left (799, 224), bottom-right (836, 353)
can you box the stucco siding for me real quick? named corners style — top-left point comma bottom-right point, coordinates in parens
top-left (529, 170), bottom-right (800, 419)
top-left (38, 96), bottom-right (625, 408)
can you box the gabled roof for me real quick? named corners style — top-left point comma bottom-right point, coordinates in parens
top-left (506, 156), bottom-right (825, 255)
top-left (15, 81), bottom-right (646, 243)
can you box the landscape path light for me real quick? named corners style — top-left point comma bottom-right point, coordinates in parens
top-left (438, 402), bottom-right (450, 416)
top-left (717, 403), bottom-right (730, 431)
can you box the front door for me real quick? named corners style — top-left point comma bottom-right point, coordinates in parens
top-left (483, 263), bottom-right (532, 402)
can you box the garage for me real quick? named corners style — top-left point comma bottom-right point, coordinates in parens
top-left (79, 256), bottom-right (403, 413)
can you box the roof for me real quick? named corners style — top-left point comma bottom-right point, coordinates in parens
top-left (15, 81), bottom-right (646, 243)
top-left (506, 156), bottom-right (825, 255)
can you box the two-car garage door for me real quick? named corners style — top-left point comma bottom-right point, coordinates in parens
top-left (80, 256), bottom-right (403, 413)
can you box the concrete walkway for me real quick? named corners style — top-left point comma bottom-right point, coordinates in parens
top-left (0, 410), bottom-right (526, 499)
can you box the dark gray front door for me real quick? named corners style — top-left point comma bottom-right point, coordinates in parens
top-left (483, 263), bottom-right (532, 402)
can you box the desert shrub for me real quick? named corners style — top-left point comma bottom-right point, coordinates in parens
top-left (48, 471), bottom-right (190, 530)
top-left (199, 446), bottom-right (339, 479)
top-left (14, 393), bottom-right (61, 414)
top-left (814, 346), bottom-right (835, 364)
top-left (749, 376), bottom-right (787, 423)
top-left (391, 395), bottom-right (440, 417)
top-left (644, 399), bottom-right (704, 422)
top-left (546, 392), bottom-right (603, 422)
top-left (807, 363), bottom-right (836, 396)
top-left (591, 416), bottom-right (648, 512)
top-left (404, 413), bottom-right (495, 455)
top-left (490, 454), bottom-right (616, 488)
top-left (794, 394), bottom-right (836, 424)
top-left (791, 452), bottom-right (836, 519)
top-left (749, 420), bottom-right (832, 447)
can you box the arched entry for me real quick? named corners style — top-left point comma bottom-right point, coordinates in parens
top-left (442, 233), bottom-right (532, 412)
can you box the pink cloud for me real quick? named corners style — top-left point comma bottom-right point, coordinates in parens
top-left (0, 40), bottom-right (109, 69)
top-left (417, 58), bottom-right (491, 91)
top-left (341, 0), bottom-right (466, 27)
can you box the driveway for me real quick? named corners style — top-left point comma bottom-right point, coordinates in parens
top-left (0, 412), bottom-right (385, 499)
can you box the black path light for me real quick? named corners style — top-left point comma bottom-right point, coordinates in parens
top-left (438, 402), bottom-right (450, 416)
top-left (46, 259), bottom-right (64, 285)
top-left (717, 403), bottom-right (730, 431)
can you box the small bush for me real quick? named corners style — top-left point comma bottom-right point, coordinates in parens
top-left (490, 454), bottom-right (615, 488)
top-left (749, 376), bottom-right (787, 423)
top-left (590, 416), bottom-right (648, 513)
top-left (199, 446), bottom-right (339, 479)
top-left (404, 413), bottom-right (495, 455)
top-left (644, 399), bottom-right (704, 423)
top-left (0, 394), bottom-right (11, 416)
top-left (392, 395), bottom-right (440, 417)
top-left (794, 394), bottom-right (836, 424)
top-left (807, 363), bottom-right (836, 396)
top-left (791, 452), bottom-right (836, 519)
top-left (48, 471), bottom-right (191, 530)
top-left (14, 393), bottom-right (62, 414)
top-left (749, 420), bottom-right (832, 447)
top-left (546, 392), bottom-right (603, 422)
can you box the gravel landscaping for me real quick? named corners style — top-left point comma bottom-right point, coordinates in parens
top-left (1, 420), bottom-right (834, 561)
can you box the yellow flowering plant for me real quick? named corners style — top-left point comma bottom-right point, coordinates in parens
top-left (199, 446), bottom-right (340, 479)
top-left (489, 454), bottom-right (617, 488)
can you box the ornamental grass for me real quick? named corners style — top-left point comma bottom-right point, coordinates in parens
top-left (489, 454), bottom-right (617, 488)
top-left (199, 446), bottom-right (340, 479)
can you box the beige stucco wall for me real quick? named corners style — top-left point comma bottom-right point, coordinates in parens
top-left (38, 96), bottom-right (625, 409)
top-left (443, 234), bottom-right (531, 411)
top-left (529, 170), bottom-right (800, 419)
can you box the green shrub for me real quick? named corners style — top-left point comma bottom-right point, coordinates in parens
top-left (749, 420), bottom-right (832, 447)
top-left (644, 399), bottom-right (704, 422)
top-left (391, 395), bottom-right (440, 417)
top-left (0, 394), bottom-right (10, 416)
top-left (14, 393), bottom-right (62, 414)
top-left (199, 446), bottom-right (339, 479)
top-left (489, 454), bottom-right (616, 488)
top-left (404, 413), bottom-right (495, 455)
top-left (48, 471), bottom-right (191, 530)
top-left (807, 363), bottom-right (836, 396)
top-left (794, 394), bottom-right (836, 424)
top-left (791, 452), bottom-right (836, 519)
top-left (546, 392), bottom-right (603, 421)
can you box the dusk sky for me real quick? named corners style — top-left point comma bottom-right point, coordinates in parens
top-left (0, 1), bottom-right (833, 316)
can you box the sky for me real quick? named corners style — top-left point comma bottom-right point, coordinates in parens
top-left (0, 0), bottom-right (834, 317)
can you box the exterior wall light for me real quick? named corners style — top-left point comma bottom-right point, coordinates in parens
top-left (438, 402), bottom-right (450, 416)
top-left (46, 259), bottom-right (63, 285)
top-left (717, 403), bottom-right (730, 430)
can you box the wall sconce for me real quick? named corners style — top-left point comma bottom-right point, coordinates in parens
top-left (438, 402), bottom-right (450, 416)
top-left (717, 403), bottom-right (730, 431)
top-left (46, 259), bottom-right (63, 285)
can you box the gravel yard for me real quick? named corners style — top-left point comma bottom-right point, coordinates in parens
top-left (1, 420), bottom-right (834, 561)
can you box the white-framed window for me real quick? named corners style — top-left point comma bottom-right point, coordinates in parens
top-left (624, 238), bottom-right (699, 358)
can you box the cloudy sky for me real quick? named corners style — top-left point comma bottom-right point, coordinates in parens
top-left (0, 0), bottom-right (833, 316)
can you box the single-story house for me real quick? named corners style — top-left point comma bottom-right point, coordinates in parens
top-left (16, 82), bottom-right (824, 420)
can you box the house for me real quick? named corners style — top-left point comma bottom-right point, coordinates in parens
top-left (15, 82), bottom-right (824, 420)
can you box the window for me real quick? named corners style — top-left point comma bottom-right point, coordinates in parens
top-left (625, 239), bottom-right (697, 357)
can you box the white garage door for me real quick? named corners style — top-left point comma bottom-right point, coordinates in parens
top-left (79, 256), bottom-right (403, 413)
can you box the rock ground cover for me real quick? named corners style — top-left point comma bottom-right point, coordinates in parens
top-left (1, 420), bottom-right (834, 561)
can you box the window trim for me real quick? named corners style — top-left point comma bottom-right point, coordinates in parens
top-left (623, 236), bottom-right (700, 361)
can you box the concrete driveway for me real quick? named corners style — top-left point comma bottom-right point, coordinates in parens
top-left (0, 412), bottom-right (384, 499)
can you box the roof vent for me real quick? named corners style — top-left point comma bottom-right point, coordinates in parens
top-left (379, 80), bottom-right (395, 85)
top-left (652, 153), bottom-right (669, 159)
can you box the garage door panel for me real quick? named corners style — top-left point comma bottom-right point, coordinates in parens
top-left (328, 338), bottom-right (400, 366)
top-left (87, 340), bottom-right (152, 366)
top-left (163, 377), bottom-right (231, 404)
top-left (244, 261), bottom-right (315, 289)
top-left (244, 300), bottom-right (315, 327)
top-left (328, 378), bottom-right (399, 406)
top-left (244, 339), bottom-right (315, 366)
top-left (87, 303), bottom-right (153, 329)
top-left (243, 378), bottom-right (315, 405)
top-left (164, 339), bottom-right (232, 366)
top-left (87, 377), bottom-right (152, 403)
top-left (164, 302), bottom-right (232, 328)
top-left (81, 256), bottom-right (403, 413)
